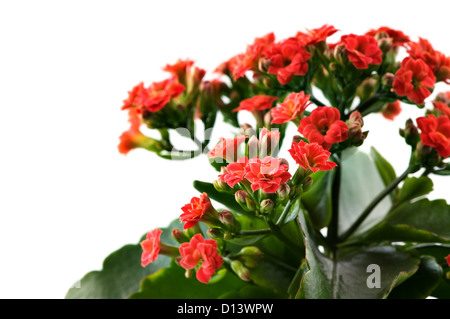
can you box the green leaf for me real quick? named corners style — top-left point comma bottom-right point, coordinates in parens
top-left (218, 285), bottom-right (285, 299)
top-left (193, 180), bottom-right (250, 217)
top-left (65, 219), bottom-right (183, 299)
top-left (129, 261), bottom-right (249, 299)
top-left (394, 176), bottom-right (434, 207)
top-left (296, 210), bottom-right (420, 299)
top-left (388, 255), bottom-right (443, 299)
top-left (360, 199), bottom-right (450, 244)
top-left (339, 150), bottom-right (392, 237)
top-left (370, 147), bottom-right (397, 187)
top-left (301, 170), bottom-right (335, 229)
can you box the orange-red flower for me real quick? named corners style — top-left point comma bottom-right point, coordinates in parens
top-left (393, 57), bottom-right (436, 104)
top-left (179, 234), bottom-right (223, 284)
top-left (340, 34), bottom-right (382, 69)
top-left (433, 101), bottom-right (450, 118)
top-left (233, 95), bottom-right (279, 112)
top-left (263, 37), bottom-right (311, 85)
top-left (298, 106), bottom-right (348, 150)
top-left (118, 109), bottom-right (145, 155)
top-left (296, 24), bottom-right (338, 46)
top-left (134, 77), bottom-right (185, 113)
top-left (219, 157), bottom-right (248, 188)
top-left (271, 91), bottom-right (312, 124)
top-left (446, 254), bottom-right (450, 267)
top-left (244, 157), bottom-right (291, 193)
top-left (365, 26), bottom-right (410, 48)
top-left (381, 100), bottom-right (402, 120)
top-left (288, 140), bottom-right (337, 173)
top-left (416, 114), bottom-right (450, 158)
top-left (207, 135), bottom-right (246, 163)
top-left (408, 38), bottom-right (450, 83)
top-left (180, 193), bottom-right (216, 230)
top-left (140, 228), bottom-right (162, 267)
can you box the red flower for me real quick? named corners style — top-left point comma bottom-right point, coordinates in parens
top-left (219, 157), bottom-right (248, 187)
top-left (122, 82), bottom-right (145, 110)
top-left (416, 114), bottom-right (450, 158)
top-left (227, 33), bottom-right (275, 80)
top-left (140, 228), bottom-right (162, 267)
top-left (298, 106), bottom-right (348, 150)
top-left (408, 38), bottom-right (450, 83)
top-left (446, 254), bottom-right (450, 267)
top-left (393, 57), bottom-right (436, 104)
top-left (381, 100), bottom-right (402, 120)
top-left (296, 24), bottom-right (338, 46)
top-left (288, 140), bottom-right (337, 173)
top-left (179, 234), bottom-right (223, 284)
top-left (244, 157), bottom-right (291, 193)
top-left (263, 37), bottom-right (311, 85)
top-left (340, 34), bottom-right (382, 69)
top-left (433, 101), bottom-right (450, 118)
top-left (233, 95), bottom-right (279, 112)
top-left (207, 135), bottom-right (246, 163)
top-left (134, 77), bottom-right (185, 113)
top-left (180, 193), bottom-right (215, 230)
top-left (163, 59), bottom-right (194, 79)
top-left (271, 91), bottom-right (312, 124)
top-left (365, 27), bottom-right (410, 48)
top-left (118, 108), bottom-right (145, 154)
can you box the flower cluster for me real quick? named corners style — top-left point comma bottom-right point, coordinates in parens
top-left (130, 25), bottom-right (450, 290)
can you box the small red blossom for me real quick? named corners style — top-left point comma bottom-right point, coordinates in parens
top-left (416, 114), bottom-right (450, 158)
top-left (233, 95), bottom-right (279, 112)
top-left (179, 234), bottom-right (223, 284)
top-left (433, 101), bottom-right (450, 118)
top-left (408, 38), bottom-right (450, 83)
top-left (180, 193), bottom-right (214, 230)
top-left (207, 135), bottom-right (246, 163)
top-left (122, 82), bottom-right (145, 110)
top-left (133, 77), bottom-right (185, 113)
top-left (446, 254), bottom-right (450, 267)
top-left (298, 106), bottom-right (348, 150)
top-left (288, 140), bottom-right (337, 173)
top-left (263, 37), bottom-right (311, 85)
top-left (381, 100), bottom-right (402, 120)
top-left (271, 91), bottom-right (312, 124)
top-left (227, 33), bottom-right (275, 80)
top-left (296, 24), bottom-right (338, 46)
top-left (219, 157), bottom-right (248, 187)
top-left (340, 34), bottom-right (382, 69)
top-left (244, 157), bottom-right (291, 193)
top-left (393, 57), bottom-right (436, 105)
top-left (163, 59), bottom-right (194, 79)
top-left (365, 27), bottom-right (410, 48)
top-left (140, 228), bottom-right (162, 267)
top-left (118, 108), bottom-right (145, 155)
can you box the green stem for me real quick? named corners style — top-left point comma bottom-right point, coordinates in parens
top-left (338, 164), bottom-right (417, 243)
top-left (327, 160), bottom-right (341, 248)
top-left (238, 228), bottom-right (272, 236)
top-left (275, 195), bottom-right (296, 226)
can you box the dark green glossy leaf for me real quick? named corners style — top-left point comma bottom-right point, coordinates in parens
top-left (129, 261), bottom-right (249, 299)
top-left (360, 199), bottom-right (450, 244)
top-left (65, 219), bottom-right (183, 299)
top-left (296, 211), bottom-right (420, 299)
top-left (339, 150), bottom-right (391, 237)
top-left (370, 147), bottom-right (397, 187)
top-left (388, 255), bottom-right (443, 299)
top-left (395, 176), bottom-right (433, 207)
top-left (301, 170), bottom-right (335, 230)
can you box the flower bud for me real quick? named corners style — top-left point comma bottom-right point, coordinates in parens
top-left (206, 228), bottom-right (223, 240)
top-left (399, 118), bottom-right (420, 147)
top-left (231, 260), bottom-right (251, 282)
top-left (382, 73), bottom-right (395, 89)
top-left (185, 268), bottom-right (195, 279)
top-left (259, 128), bottom-right (280, 157)
top-left (247, 135), bottom-right (259, 159)
top-left (258, 57), bottom-right (271, 73)
top-left (415, 141), bottom-right (441, 167)
top-left (218, 210), bottom-right (237, 230)
top-left (292, 135), bottom-right (303, 144)
top-left (213, 179), bottom-right (233, 193)
top-left (235, 190), bottom-right (256, 212)
top-left (171, 228), bottom-right (190, 244)
top-left (302, 176), bottom-right (314, 192)
top-left (333, 44), bottom-right (348, 65)
top-left (259, 199), bottom-right (274, 215)
top-left (237, 246), bottom-right (264, 268)
top-left (277, 183), bottom-right (291, 198)
top-left (356, 78), bottom-right (377, 101)
top-left (240, 123), bottom-right (256, 137)
top-left (346, 111), bottom-right (366, 146)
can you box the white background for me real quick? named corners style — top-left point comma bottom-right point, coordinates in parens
top-left (1, 0), bottom-right (449, 298)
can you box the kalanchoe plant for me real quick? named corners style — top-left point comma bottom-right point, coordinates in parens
top-left (67, 25), bottom-right (450, 299)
